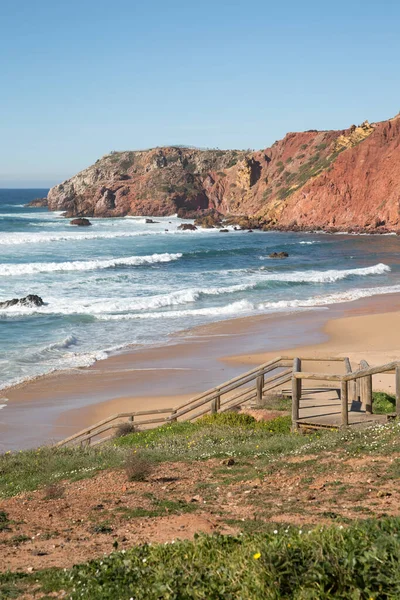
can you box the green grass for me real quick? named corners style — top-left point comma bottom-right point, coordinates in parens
top-left (3, 518), bottom-right (400, 599)
top-left (2, 416), bottom-right (400, 501)
top-left (372, 391), bottom-right (396, 414)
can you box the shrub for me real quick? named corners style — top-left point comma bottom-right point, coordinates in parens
top-left (0, 510), bottom-right (10, 531)
top-left (24, 517), bottom-right (400, 599)
top-left (115, 422), bottom-right (136, 438)
top-left (256, 415), bottom-right (291, 434)
top-left (372, 391), bottom-right (396, 414)
top-left (197, 412), bottom-right (256, 427)
top-left (125, 452), bottom-right (153, 482)
top-left (257, 394), bottom-right (291, 411)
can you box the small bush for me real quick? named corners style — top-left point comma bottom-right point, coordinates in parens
top-left (0, 510), bottom-right (10, 531)
top-left (256, 415), bottom-right (292, 434)
top-left (115, 422), bottom-right (136, 438)
top-left (197, 412), bottom-right (256, 427)
top-left (257, 394), bottom-right (291, 411)
top-left (90, 521), bottom-right (113, 534)
top-left (43, 483), bottom-right (65, 500)
top-left (125, 452), bottom-right (153, 482)
top-left (372, 391), bottom-right (396, 414)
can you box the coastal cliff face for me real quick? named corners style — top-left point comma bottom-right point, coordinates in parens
top-left (47, 115), bottom-right (400, 231)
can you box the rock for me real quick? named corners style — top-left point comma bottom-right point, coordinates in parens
top-left (221, 458), bottom-right (235, 466)
top-left (247, 229), bottom-right (253, 233)
top-left (0, 295), bottom-right (44, 309)
top-left (178, 223), bottom-right (197, 231)
top-left (269, 251), bottom-right (289, 259)
top-left (190, 495), bottom-right (202, 503)
top-left (219, 229), bottom-right (229, 233)
top-left (26, 197), bottom-right (48, 208)
top-left (145, 218), bottom-right (159, 223)
top-left (377, 490), bottom-right (392, 498)
top-left (70, 218), bottom-right (92, 227)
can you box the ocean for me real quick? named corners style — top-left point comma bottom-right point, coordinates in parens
top-left (1, 188), bottom-right (400, 395)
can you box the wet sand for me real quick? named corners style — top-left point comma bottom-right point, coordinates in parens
top-left (2, 292), bottom-right (400, 451)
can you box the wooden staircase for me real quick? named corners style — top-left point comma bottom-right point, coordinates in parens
top-left (56, 356), bottom-right (400, 448)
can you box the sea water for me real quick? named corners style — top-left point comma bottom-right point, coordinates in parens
top-left (1, 188), bottom-right (400, 392)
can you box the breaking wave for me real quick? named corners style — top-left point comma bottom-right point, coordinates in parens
top-left (0, 253), bottom-right (183, 276)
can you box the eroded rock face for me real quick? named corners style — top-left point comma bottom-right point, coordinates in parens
top-left (46, 115), bottom-right (400, 232)
top-left (0, 295), bottom-right (44, 309)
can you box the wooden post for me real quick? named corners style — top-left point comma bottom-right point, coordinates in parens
top-left (256, 374), bottom-right (264, 406)
top-left (170, 410), bottom-right (177, 422)
top-left (341, 380), bottom-right (349, 427)
top-left (211, 398), bottom-right (218, 414)
top-left (396, 366), bottom-right (400, 417)
top-left (129, 415), bottom-right (134, 423)
top-left (291, 358), bottom-right (301, 432)
top-left (344, 357), bottom-right (356, 402)
top-left (360, 360), bottom-right (372, 414)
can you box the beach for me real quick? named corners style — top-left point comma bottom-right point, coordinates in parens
top-left (2, 290), bottom-right (400, 451)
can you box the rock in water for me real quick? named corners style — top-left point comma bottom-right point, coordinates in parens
top-left (269, 251), bottom-right (289, 259)
top-left (0, 295), bottom-right (44, 309)
top-left (26, 198), bottom-right (48, 208)
top-left (70, 218), bottom-right (92, 226)
top-left (178, 223), bottom-right (197, 231)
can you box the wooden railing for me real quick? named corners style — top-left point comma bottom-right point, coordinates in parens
top-left (56, 355), bottom-right (300, 448)
top-left (291, 359), bottom-right (400, 430)
top-left (56, 355), bottom-right (400, 447)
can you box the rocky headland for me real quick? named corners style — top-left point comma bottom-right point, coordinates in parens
top-left (45, 114), bottom-right (400, 233)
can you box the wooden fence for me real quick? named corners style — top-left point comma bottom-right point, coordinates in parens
top-left (291, 358), bottom-right (400, 430)
top-left (56, 356), bottom-right (400, 447)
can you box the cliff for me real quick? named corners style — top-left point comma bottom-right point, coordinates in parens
top-left (47, 114), bottom-right (400, 232)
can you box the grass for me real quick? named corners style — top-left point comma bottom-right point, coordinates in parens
top-left (3, 518), bottom-right (400, 598)
top-left (3, 416), bottom-right (400, 501)
top-left (372, 391), bottom-right (396, 414)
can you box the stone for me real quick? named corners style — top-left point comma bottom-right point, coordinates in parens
top-left (70, 218), bottom-right (92, 226)
top-left (178, 223), bottom-right (197, 231)
top-left (26, 197), bottom-right (48, 208)
top-left (269, 251), bottom-right (289, 259)
top-left (0, 295), bottom-right (44, 309)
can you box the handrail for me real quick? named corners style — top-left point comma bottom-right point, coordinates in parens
top-left (57, 354), bottom-right (389, 448)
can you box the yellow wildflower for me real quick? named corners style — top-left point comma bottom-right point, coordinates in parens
top-left (253, 552), bottom-right (261, 560)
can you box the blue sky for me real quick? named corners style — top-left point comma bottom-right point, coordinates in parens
top-left (1, 0), bottom-right (399, 187)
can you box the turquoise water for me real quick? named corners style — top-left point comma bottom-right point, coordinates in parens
top-left (1, 188), bottom-right (400, 393)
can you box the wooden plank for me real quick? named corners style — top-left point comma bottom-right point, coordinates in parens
top-left (344, 357), bottom-right (356, 402)
top-left (396, 366), bottom-right (400, 417)
top-left (291, 358), bottom-right (301, 432)
top-left (256, 374), bottom-right (264, 406)
top-left (293, 372), bottom-right (343, 382)
top-left (55, 408), bottom-right (174, 447)
top-left (171, 357), bottom-right (283, 412)
top-left (341, 380), bottom-right (349, 427)
top-left (360, 360), bottom-right (372, 414)
top-left (280, 356), bottom-right (346, 362)
top-left (343, 361), bottom-right (400, 382)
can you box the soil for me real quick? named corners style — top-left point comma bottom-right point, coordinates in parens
top-left (2, 453), bottom-right (400, 573)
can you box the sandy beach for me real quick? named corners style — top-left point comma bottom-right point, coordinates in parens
top-left (2, 292), bottom-right (400, 451)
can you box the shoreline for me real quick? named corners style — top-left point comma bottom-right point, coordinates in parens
top-left (2, 291), bottom-right (400, 451)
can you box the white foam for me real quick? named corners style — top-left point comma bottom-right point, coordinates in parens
top-left (0, 253), bottom-right (182, 277)
top-left (257, 284), bottom-right (400, 310)
top-left (257, 263), bottom-right (390, 283)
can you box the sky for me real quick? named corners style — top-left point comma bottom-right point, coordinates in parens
top-left (1, 0), bottom-right (399, 187)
